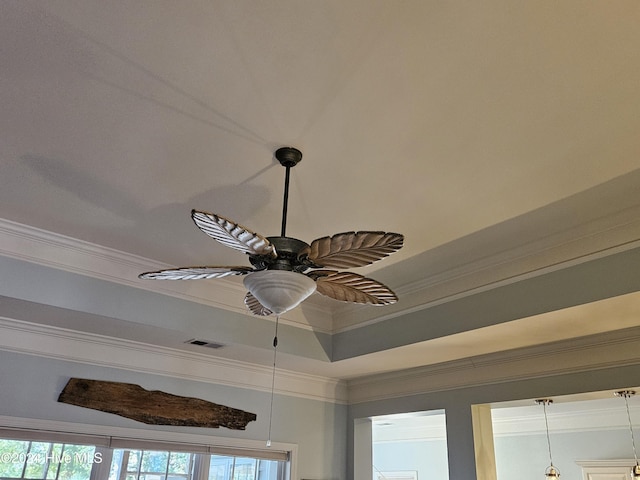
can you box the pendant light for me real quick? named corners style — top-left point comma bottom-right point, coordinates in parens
top-left (615, 390), bottom-right (640, 478)
top-left (535, 399), bottom-right (560, 479)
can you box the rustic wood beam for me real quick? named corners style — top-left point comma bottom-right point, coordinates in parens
top-left (58, 378), bottom-right (257, 430)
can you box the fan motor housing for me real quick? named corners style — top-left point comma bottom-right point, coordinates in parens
top-left (254, 236), bottom-right (310, 272)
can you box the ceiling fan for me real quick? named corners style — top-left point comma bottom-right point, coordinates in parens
top-left (139, 147), bottom-right (404, 316)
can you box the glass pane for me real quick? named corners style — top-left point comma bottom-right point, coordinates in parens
top-left (233, 458), bottom-right (256, 480)
top-left (127, 451), bottom-right (141, 472)
top-left (23, 442), bottom-right (49, 479)
top-left (255, 459), bottom-right (282, 480)
top-left (167, 453), bottom-right (190, 474)
top-left (208, 456), bottom-right (233, 480)
top-left (108, 449), bottom-right (124, 480)
top-left (0, 439), bottom-right (29, 478)
top-left (56, 445), bottom-right (95, 480)
top-left (141, 451), bottom-right (168, 474)
top-left (46, 445), bottom-right (63, 480)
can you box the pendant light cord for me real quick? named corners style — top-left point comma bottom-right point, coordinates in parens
top-left (266, 316), bottom-right (280, 447)
top-left (542, 401), bottom-right (555, 468)
top-left (623, 394), bottom-right (639, 466)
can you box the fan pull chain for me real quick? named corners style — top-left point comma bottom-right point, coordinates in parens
top-left (266, 315), bottom-right (280, 447)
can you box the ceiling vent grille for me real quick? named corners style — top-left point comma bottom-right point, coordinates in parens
top-left (185, 339), bottom-right (225, 349)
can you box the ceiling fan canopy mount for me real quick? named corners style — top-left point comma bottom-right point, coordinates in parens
top-left (140, 147), bottom-right (404, 316)
top-left (274, 146), bottom-right (303, 168)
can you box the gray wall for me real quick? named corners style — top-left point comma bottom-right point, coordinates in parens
top-left (0, 350), bottom-right (347, 480)
top-left (348, 364), bottom-right (640, 480)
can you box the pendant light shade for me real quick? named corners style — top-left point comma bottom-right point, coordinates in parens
top-left (244, 270), bottom-right (317, 315)
top-left (545, 466), bottom-right (560, 479)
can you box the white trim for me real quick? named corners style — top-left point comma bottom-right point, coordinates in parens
top-left (371, 403), bottom-right (640, 442)
top-left (332, 202), bottom-right (640, 332)
top-left (492, 405), bottom-right (640, 437)
top-left (0, 317), bottom-right (347, 404)
top-left (3, 315), bottom-right (640, 407)
top-left (348, 326), bottom-right (640, 404)
top-left (576, 461), bottom-right (639, 468)
top-left (576, 460), bottom-right (639, 480)
top-left (4, 203), bottom-right (640, 337)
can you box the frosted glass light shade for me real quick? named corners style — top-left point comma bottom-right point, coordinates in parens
top-left (243, 270), bottom-right (316, 315)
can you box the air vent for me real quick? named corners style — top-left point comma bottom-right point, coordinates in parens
top-left (185, 339), bottom-right (225, 349)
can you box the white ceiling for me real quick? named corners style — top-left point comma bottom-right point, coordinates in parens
top-left (2, 1), bottom-right (640, 380)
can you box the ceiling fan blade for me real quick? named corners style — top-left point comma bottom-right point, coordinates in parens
top-left (139, 266), bottom-right (254, 280)
top-left (306, 231), bottom-right (404, 268)
top-left (308, 270), bottom-right (398, 305)
top-left (191, 210), bottom-right (276, 257)
top-left (244, 292), bottom-right (273, 316)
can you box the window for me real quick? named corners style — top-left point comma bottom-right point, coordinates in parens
top-left (207, 455), bottom-right (282, 480)
top-left (0, 439), bottom-right (98, 480)
top-left (108, 450), bottom-right (195, 480)
top-left (0, 437), bottom-right (287, 480)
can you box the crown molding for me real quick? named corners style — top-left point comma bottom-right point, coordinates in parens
top-left (1, 312), bottom-right (639, 408)
top-left (0, 218), bottom-right (333, 334)
top-left (575, 460), bottom-right (639, 468)
top-left (3, 199), bottom-right (640, 338)
top-left (0, 317), bottom-right (347, 404)
top-left (333, 199), bottom-right (640, 332)
top-left (372, 403), bottom-right (640, 442)
top-left (348, 326), bottom-right (640, 404)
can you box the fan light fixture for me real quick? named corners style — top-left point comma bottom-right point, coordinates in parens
top-left (535, 399), bottom-right (560, 479)
top-left (615, 390), bottom-right (640, 478)
top-left (138, 147), bottom-right (404, 447)
top-left (243, 270), bottom-right (316, 315)
top-left (139, 146), bottom-right (404, 316)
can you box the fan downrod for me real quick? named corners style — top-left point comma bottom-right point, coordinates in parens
top-left (275, 147), bottom-right (302, 168)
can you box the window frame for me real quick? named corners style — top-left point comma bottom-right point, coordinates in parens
top-left (0, 418), bottom-right (295, 480)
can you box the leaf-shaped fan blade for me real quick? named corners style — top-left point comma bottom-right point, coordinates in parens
top-left (308, 270), bottom-right (398, 305)
top-left (244, 292), bottom-right (273, 316)
top-left (307, 231), bottom-right (404, 268)
top-left (139, 266), bottom-right (254, 280)
top-left (191, 210), bottom-right (276, 257)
